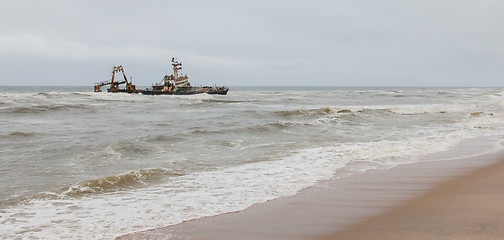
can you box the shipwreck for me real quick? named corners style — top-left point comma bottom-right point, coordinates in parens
top-left (93, 58), bottom-right (228, 95)
top-left (93, 65), bottom-right (142, 93)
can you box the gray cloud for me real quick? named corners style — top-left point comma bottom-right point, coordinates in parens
top-left (1, 0), bottom-right (503, 86)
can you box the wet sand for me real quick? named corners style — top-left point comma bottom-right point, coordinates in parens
top-left (117, 147), bottom-right (504, 240)
top-left (318, 155), bottom-right (504, 240)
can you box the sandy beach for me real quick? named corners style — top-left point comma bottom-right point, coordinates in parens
top-left (118, 142), bottom-right (504, 240)
top-left (318, 154), bottom-right (504, 240)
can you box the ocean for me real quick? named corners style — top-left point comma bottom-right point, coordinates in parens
top-left (1, 86), bottom-right (503, 239)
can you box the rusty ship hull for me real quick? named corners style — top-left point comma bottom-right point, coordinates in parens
top-left (142, 87), bottom-right (228, 95)
top-left (142, 86), bottom-right (228, 95)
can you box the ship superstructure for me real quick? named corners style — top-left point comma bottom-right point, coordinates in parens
top-left (143, 58), bottom-right (228, 95)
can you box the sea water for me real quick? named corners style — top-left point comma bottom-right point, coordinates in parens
top-left (1, 86), bottom-right (504, 239)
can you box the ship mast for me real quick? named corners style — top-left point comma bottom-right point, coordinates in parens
top-left (172, 57), bottom-right (182, 81)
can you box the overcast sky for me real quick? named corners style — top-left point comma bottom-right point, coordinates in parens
top-left (1, 0), bottom-right (503, 86)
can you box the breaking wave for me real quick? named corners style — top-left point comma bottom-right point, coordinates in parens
top-left (356, 108), bottom-right (395, 115)
top-left (111, 141), bottom-right (152, 155)
top-left (139, 134), bottom-right (185, 143)
top-left (276, 107), bottom-right (335, 118)
top-left (61, 168), bottom-right (185, 197)
top-left (1, 103), bottom-right (94, 113)
top-left (201, 99), bottom-right (248, 104)
top-left (71, 92), bottom-right (94, 97)
top-left (1, 131), bottom-right (38, 138)
top-left (0, 168), bottom-right (185, 207)
top-left (33, 92), bottom-right (64, 98)
top-left (191, 120), bottom-right (311, 135)
top-left (276, 104), bottom-right (470, 120)
top-left (276, 107), bottom-right (400, 119)
top-left (275, 107), bottom-right (395, 124)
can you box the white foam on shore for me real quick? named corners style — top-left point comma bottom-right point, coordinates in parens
top-left (0, 129), bottom-right (480, 240)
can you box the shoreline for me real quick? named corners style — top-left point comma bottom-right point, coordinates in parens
top-left (117, 142), bottom-right (504, 240)
top-left (317, 153), bottom-right (504, 240)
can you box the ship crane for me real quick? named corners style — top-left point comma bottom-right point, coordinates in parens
top-left (94, 65), bottom-right (137, 93)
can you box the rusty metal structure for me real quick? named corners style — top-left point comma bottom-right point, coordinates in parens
top-left (94, 65), bottom-right (141, 93)
top-left (143, 58), bottom-right (228, 95)
top-left (93, 58), bottom-right (228, 95)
